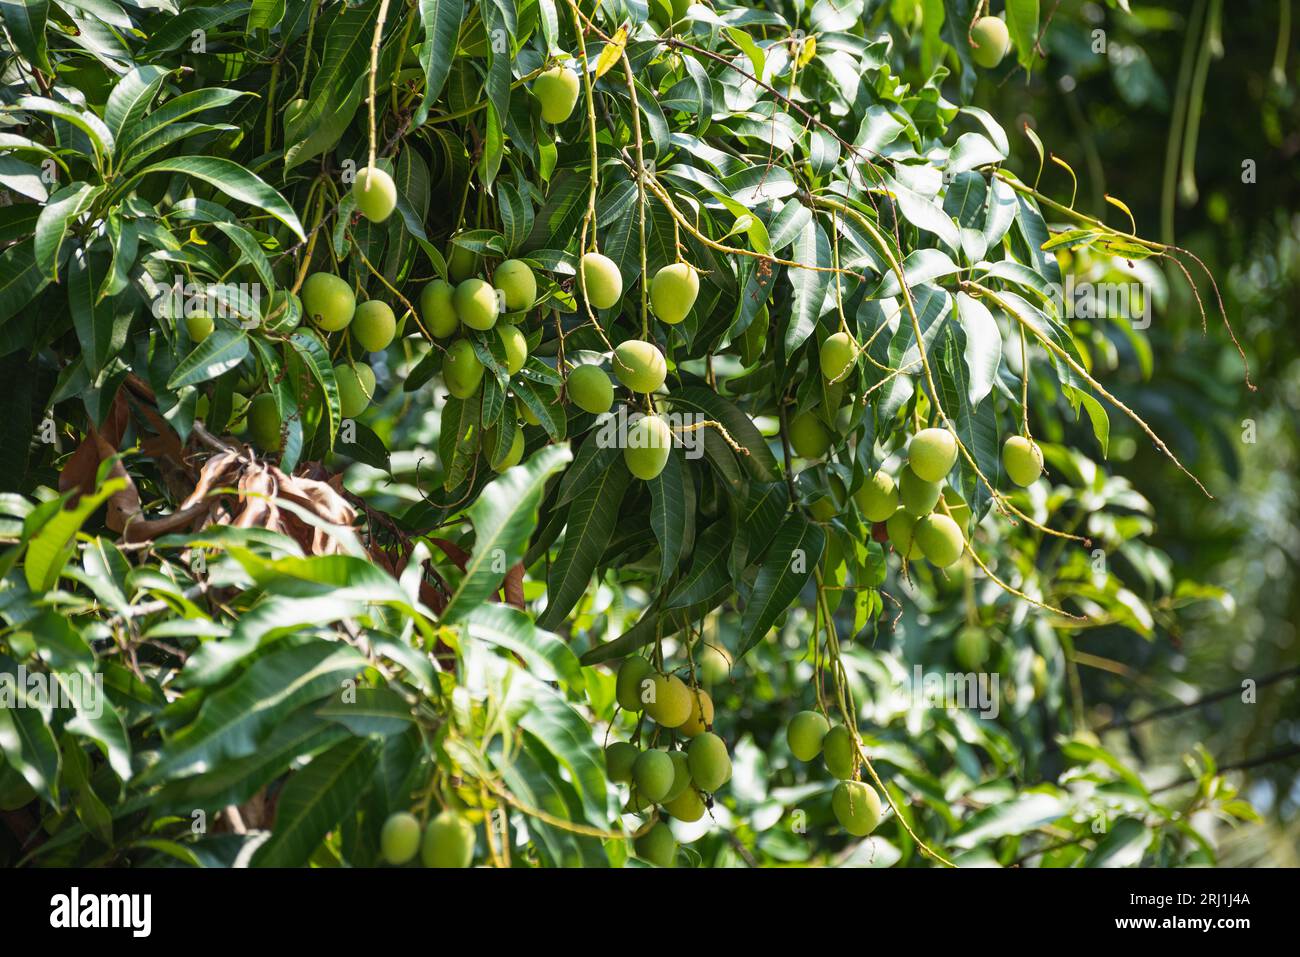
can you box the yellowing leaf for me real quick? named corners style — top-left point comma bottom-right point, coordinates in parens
top-left (797, 36), bottom-right (817, 68)
top-left (593, 28), bottom-right (627, 80)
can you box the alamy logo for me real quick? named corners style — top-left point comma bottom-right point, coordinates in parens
top-left (591, 406), bottom-right (706, 460)
top-left (910, 667), bottom-right (1000, 719)
top-left (49, 887), bottom-right (152, 937)
top-left (0, 666), bottom-right (104, 719)
top-left (151, 274), bottom-right (263, 328)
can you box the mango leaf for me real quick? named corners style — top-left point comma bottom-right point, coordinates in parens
top-left (737, 512), bottom-right (824, 657)
top-left (441, 444), bottom-right (572, 623)
top-left (131, 157), bottom-right (306, 242)
top-left (167, 329), bottom-right (249, 389)
top-left (250, 736), bottom-right (379, 867)
top-left (537, 454), bottom-right (632, 629)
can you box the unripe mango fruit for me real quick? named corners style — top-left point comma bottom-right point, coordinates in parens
top-left (352, 166), bottom-right (397, 222)
top-left (380, 811), bottom-right (422, 865)
top-left (678, 689), bottom-right (713, 737)
top-left (899, 466), bottom-right (942, 516)
top-left (970, 16), bottom-right (1011, 69)
top-left (644, 673), bottom-right (692, 728)
top-left (605, 741), bottom-right (639, 784)
top-left (650, 262), bottom-right (698, 324)
top-left (497, 324), bottom-right (528, 375)
top-left (915, 513), bottom-right (965, 567)
top-left (624, 413), bottom-right (673, 480)
top-left (335, 362), bottom-right (375, 418)
top-left (634, 821), bottom-right (676, 867)
top-left (819, 331), bottom-right (856, 382)
top-left (908, 427), bottom-right (958, 482)
top-left (567, 364), bottom-right (614, 413)
top-left (663, 786), bottom-right (705, 822)
top-left (612, 339), bottom-right (667, 393)
top-left (955, 626), bottom-right (990, 671)
top-left (886, 508), bottom-right (923, 559)
top-left (832, 780), bottom-right (882, 836)
top-left (303, 272), bottom-right (356, 331)
top-left (1002, 435), bottom-right (1043, 486)
top-left (421, 810), bottom-right (475, 868)
top-left (580, 252), bottom-right (623, 309)
top-left (482, 424), bottom-right (524, 472)
top-left (789, 412), bottom-right (831, 459)
top-left (353, 300), bottom-right (396, 351)
top-left (494, 259), bottom-right (537, 312)
top-left (823, 725), bottom-right (854, 779)
top-left (186, 311), bottom-right (214, 342)
top-left (687, 732), bottom-right (731, 791)
top-left (664, 750), bottom-right (692, 802)
top-left (444, 338), bottom-right (485, 398)
top-left (420, 279), bottom-right (458, 337)
top-left (454, 277), bottom-right (500, 330)
top-left (787, 710), bottom-right (830, 761)
top-left (632, 749), bottom-right (675, 803)
top-left (248, 393), bottom-right (281, 451)
top-left (534, 65), bottom-right (581, 124)
top-left (447, 243), bottom-right (480, 283)
top-left (616, 656), bottom-right (654, 712)
top-left (854, 470), bottom-right (899, 522)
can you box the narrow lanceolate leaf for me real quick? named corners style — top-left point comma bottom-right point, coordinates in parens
top-left (441, 444), bottom-right (573, 624)
top-left (0, 0), bottom-right (52, 73)
top-left (133, 157), bottom-right (306, 242)
top-left (13, 96), bottom-right (114, 165)
top-left (287, 330), bottom-right (340, 446)
top-left (67, 248), bottom-right (124, 373)
top-left (464, 603), bottom-right (583, 687)
top-left (938, 329), bottom-right (1001, 522)
top-left (414, 0), bottom-right (466, 126)
top-left (737, 512), bottom-right (825, 658)
top-left (1005, 0), bottom-right (1041, 74)
top-left (104, 65), bottom-right (170, 146)
top-left (648, 449), bottom-right (686, 586)
top-left (955, 292), bottom-right (1001, 407)
top-left (785, 215), bottom-right (832, 354)
top-left (666, 520), bottom-right (733, 609)
top-left (250, 736), bottom-right (379, 867)
top-left (665, 386), bottom-right (779, 482)
top-left (24, 481), bottom-right (125, 593)
top-left (34, 182), bottom-right (99, 280)
top-left (167, 329), bottom-right (250, 389)
top-left (537, 456), bottom-right (633, 630)
top-left (0, 239), bottom-right (49, 325)
top-left (144, 642), bottom-right (365, 782)
top-left (0, 694), bottom-right (60, 804)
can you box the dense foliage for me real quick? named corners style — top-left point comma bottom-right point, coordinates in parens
top-left (0, 0), bottom-right (1287, 867)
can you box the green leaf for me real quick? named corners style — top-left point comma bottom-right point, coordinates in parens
top-left (1005, 0), bottom-right (1041, 74)
top-left (648, 449), bottom-right (686, 586)
top-left (1083, 817), bottom-right (1153, 867)
top-left (0, 667), bottom-right (61, 804)
top-left (144, 641), bottom-right (365, 782)
top-left (132, 157), bottom-right (306, 242)
top-left (0, 0), bottom-right (51, 72)
top-left (167, 329), bottom-right (250, 389)
top-left (23, 481), bottom-right (123, 593)
top-left (737, 512), bottom-right (825, 657)
top-left (37, 184), bottom-right (102, 283)
top-left (785, 215), bottom-right (832, 354)
top-left (104, 65), bottom-right (171, 147)
top-left (537, 455), bottom-right (633, 630)
top-left (666, 520), bottom-right (733, 609)
top-left (664, 386), bottom-right (779, 483)
top-left (441, 444), bottom-right (573, 623)
top-left (139, 3), bottom-right (251, 56)
top-left (464, 603), bottom-right (583, 687)
top-left (250, 736), bottom-right (379, 867)
top-left (954, 292), bottom-right (1000, 407)
top-left (287, 329), bottom-right (340, 446)
top-left (0, 239), bottom-right (48, 326)
top-left (11, 96), bottom-right (113, 166)
top-left (414, 0), bottom-right (466, 127)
